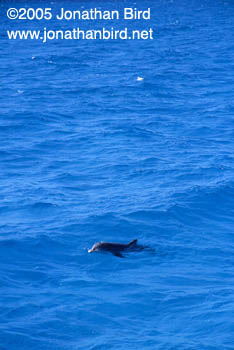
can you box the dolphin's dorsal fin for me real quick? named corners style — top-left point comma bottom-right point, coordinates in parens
top-left (128, 239), bottom-right (137, 247)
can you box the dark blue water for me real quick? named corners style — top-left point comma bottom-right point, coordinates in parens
top-left (1, 0), bottom-right (234, 349)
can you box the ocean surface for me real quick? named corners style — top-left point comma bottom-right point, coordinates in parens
top-left (1, 0), bottom-right (234, 349)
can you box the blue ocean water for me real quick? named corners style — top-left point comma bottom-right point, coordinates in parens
top-left (1, 0), bottom-right (234, 349)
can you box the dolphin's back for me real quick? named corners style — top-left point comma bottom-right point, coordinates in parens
top-left (88, 239), bottom-right (139, 256)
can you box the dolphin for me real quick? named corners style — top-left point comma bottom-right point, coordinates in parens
top-left (88, 239), bottom-right (138, 258)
